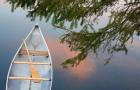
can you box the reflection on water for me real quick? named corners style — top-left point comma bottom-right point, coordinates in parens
top-left (47, 37), bottom-right (96, 80)
top-left (0, 0), bottom-right (5, 4)
top-left (69, 60), bottom-right (96, 79)
top-left (0, 1), bottom-right (140, 90)
top-left (6, 0), bottom-right (140, 67)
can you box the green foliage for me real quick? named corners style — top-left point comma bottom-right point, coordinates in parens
top-left (7, 0), bottom-right (140, 67)
top-left (8, 0), bottom-right (117, 28)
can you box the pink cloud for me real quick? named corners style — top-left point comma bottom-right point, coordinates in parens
top-left (45, 36), bottom-right (96, 79)
top-left (68, 58), bottom-right (96, 80)
top-left (0, 0), bottom-right (6, 4)
top-left (127, 39), bottom-right (140, 48)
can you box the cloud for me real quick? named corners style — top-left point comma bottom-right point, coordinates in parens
top-left (127, 39), bottom-right (140, 48)
top-left (68, 58), bottom-right (96, 80)
top-left (0, 0), bottom-right (6, 4)
top-left (45, 37), bottom-right (96, 79)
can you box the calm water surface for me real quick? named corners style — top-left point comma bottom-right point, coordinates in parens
top-left (0, 2), bottom-right (140, 90)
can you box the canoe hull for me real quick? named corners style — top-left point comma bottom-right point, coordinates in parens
top-left (6, 25), bottom-right (53, 90)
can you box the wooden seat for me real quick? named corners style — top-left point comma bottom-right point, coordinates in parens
top-left (13, 61), bottom-right (51, 65)
top-left (8, 76), bottom-right (50, 81)
top-left (18, 50), bottom-right (49, 56)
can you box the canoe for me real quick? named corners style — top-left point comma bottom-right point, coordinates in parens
top-left (6, 25), bottom-right (53, 90)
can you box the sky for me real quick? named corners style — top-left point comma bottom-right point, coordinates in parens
top-left (0, 0), bottom-right (6, 4)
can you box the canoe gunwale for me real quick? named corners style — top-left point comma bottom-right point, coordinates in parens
top-left (39, 26), bottom-right (53, 90)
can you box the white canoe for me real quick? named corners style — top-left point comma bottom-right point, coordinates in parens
top-left (6, 25), bottom-right (53, 90)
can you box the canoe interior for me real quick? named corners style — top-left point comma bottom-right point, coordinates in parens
top-left (6, 26), bottom-right (52, 90)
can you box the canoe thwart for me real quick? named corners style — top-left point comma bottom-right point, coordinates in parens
top-left (8, 76), bottom-right (51, 81)
top-left (13, 61), bottom-right (51, 65)
top-left (18, 49), bottom-right (49, 56)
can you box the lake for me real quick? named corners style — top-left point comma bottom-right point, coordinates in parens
top-left (0, 1), bottom-right (140, 90)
